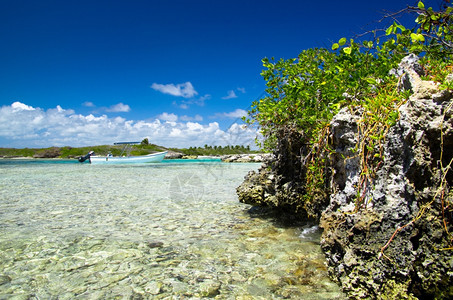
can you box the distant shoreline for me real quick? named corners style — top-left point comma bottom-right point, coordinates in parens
top-left (0, 144), bottom-right (264, 160)
top-left (0, 153), bottom-right (272, 163)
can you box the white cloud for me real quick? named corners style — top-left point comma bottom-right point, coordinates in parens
top-left (226, 109), bottom-right (247, 118)
top-left (196, 94), bottom-right (210, 106)
top-left (213, 108), bottom-right (247, 119)
top-left (106, 102), bottom-right (131, 112)
top-left (173, 94), bottom-right (210, 110)
top-left (157, 112), bottom-right (178, 122)
top-left (180, 114), bottom-right (203, 122)
top-left (83, 101), bottom-right (95, 107)
top-left (11, 101), bottom-right (35, 112)
top-left (151, 82), bottom-right (198, 98)
top-left (0, 102), bottom-right (258, 149)
top-left (222, 88), bottom-right (245, 100)
top-left (222, 90), bottom-right (237, 100)
top-left (186, 122), bottom-right (204, 131)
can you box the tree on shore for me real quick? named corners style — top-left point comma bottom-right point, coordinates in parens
top-left (141, 138), bottom-right (149, 146)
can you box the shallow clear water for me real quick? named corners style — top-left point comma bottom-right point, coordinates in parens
top-left (0, 160), bottom-right (343, 299)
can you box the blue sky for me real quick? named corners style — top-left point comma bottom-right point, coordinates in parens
top-left (0, 0), bottom-right (436, 148)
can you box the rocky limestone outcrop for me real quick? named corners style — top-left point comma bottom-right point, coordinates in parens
top-left (221, 153), bottom-right (273, 163)
top-left (237, 126), bottom-right (318, 216)
top-left (165, 151), bottom-right (184, 159)
top-left (237, 55), bottom-right (453, 299)
top-left (33, 147), bottom-right (61, 158)
top-left (321, 56), bottom-right (453, 299)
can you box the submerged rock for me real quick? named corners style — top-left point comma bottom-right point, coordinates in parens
top-left (198, 280), bottom-right (221, 297)
top-left (144, 281), bottom-right (162, 295)
top-left (0, 274), bottom-right (12, 285)
top-left (146, 241), bottom-right (164, 248)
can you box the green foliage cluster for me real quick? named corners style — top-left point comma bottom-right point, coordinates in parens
top-left (175, 144), bottom-right (257, 156)
top-left (58, 144), bottom-right (167, 157)
top-left (0, 147), bottom-right (35, 157)
top-left (245, 1), bottom-right (453, 211)
top-left (0, 144), bottom-right (165, 158)
top-left (0, 143), bottom-right (256, 158)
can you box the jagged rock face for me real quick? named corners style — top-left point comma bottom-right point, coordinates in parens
top-left (236, 162), bottom-right (276, 207)
top-left (321, 63), bottom-right (453, 298)
top-left (236, 54), bottom-right (453, 299)
top-left (237, 126), bottom-right (316, 217)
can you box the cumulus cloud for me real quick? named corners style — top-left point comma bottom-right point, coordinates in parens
top-left (180, 114), bottom-right (203, 122)
top-left (157, 112), bottom-right (178, 122)
top-left (151, 82), bottom-right (198, 98)
top-left (0, 102), bottom-right (257, 148)
top-left (213, 108), bottom-right (248, 119)
top-left (106, 102), bottom-right (131, 112)
top-left (11, 101), bottom-right (35, 111)
top-left (222, 90), bottom-right (237, 100)
top-left (225, 109), bottom-right (247, 118)
top-left (223, 123), bottom-right (258, 146)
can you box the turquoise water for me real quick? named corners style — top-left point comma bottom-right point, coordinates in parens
top-left (0, 158), bottom-right (221, 165)
top-left (0, 160), bottom-right (343, 299)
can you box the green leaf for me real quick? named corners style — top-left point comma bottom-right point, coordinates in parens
top-left (411, 33), bottom-right (425, 42)
top-left (423, 22), bottom-right (430, 31)
top-left (343, 47), bottom-right (352, 55)
top-left (339, 37), bottom-right (347, 46)
top-left (385, 24), bottom-right (394, 35)
top-left (396, 24), bottom-right (406, 32)
top-left (418, 1), bottom-right (425, 9)
top-left (332, 43), bottom-right (339, 50)
top-left (365, 77), bottom-right (377, 85)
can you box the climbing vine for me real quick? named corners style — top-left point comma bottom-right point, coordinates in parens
top-left (353, 87), bottom-right (410, 211)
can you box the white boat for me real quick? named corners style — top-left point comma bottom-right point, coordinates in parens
top-left (89, 151), bottom-right (168, 164)
top-left (78, 142), bottom-right (168, 164)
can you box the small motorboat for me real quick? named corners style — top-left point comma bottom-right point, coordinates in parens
top-left (78, 142), bottom-right (167, 164)
top-left (89, 151), bottom-right (167, 164)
